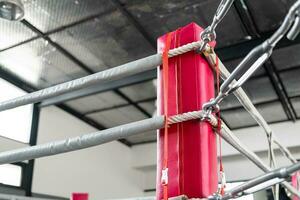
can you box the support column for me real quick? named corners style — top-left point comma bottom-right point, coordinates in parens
top-left (156, 22), bottom-right (218, 199)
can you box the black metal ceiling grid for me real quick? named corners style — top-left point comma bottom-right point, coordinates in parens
top-left (0, 19), bottom-right (37, 51)
top-left (245, 0), bottom-right (296, 33)
top-left (231, 0), bottom-right (297, 122)
top-left (122, 0), bottom-right (249, 48)
top-left (272, 44), bottom-right (300, 72)
top-left (23, 0), bottom-right (115, 33)
top-left (0, 38), bottom-right (89, 89)
top-left (0, 0), bottom-right (298, 145)
top-left (22, 1), bottom-right (153, 141)
top-left (49, 10), bottom-right (155, 72)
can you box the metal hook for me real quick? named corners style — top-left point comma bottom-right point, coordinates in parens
top-left (211, 0), bottom-right (235, 31)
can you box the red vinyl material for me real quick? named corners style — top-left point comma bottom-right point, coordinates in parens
top-left (156, 22), bottom-right (218, 199)
top-left (72, 193), bottom-right (88, 200)
top-left (292, 172), bottom-right (300, 200)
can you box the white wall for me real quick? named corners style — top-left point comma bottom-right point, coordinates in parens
top-left (32, 106), bottom-right (144, 199)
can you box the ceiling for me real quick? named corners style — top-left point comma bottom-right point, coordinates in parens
top-left (0, 0), bottom-right (299, 146)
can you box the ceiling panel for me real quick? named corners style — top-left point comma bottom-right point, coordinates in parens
top-left (0, 20), bottom-right (36, 50)
top-left (23, 0), bottom-right (114, 32)
top-left (138, 101), bottom-right (156, 116)
top-left (245, 0), bottom-right (294, 33)
top-left (291, 97), bottom-right (300, 118)
top-left (50, 10), bottom-right (155, 72)
top-left (65, 91), bottom-right (127, 114)
top-left (119, 80), bottom-right (156, 101)
top-left (219, 95), bottom-right (241, 110)
top-left (279, 68), bottom-right (300, 97)
top-left (272, 44), bottom-right (300, 71)
top-left (126, 130), bottom-right (157, 144)
top-left (257, 101), bottom-right (288, 123)
top-left (0, 38), bottom-right (87, 89)
top-left (123, 0), bottom-right (249, 48)
top-left (222, 101), bottom-right (287, 128)
top-left (221, 109), bottom-right (257, 129)
top-left (220, 77), bottom-right (277, 109)
top-left (241, 77), bottom-right (277, 104)
top-left (223, 58), bottom-right (266, 77)
top-left (87, 105), bottom-right (147, 128)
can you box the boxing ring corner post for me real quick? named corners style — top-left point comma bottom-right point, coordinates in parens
top-left (156, 22), bottom-right (218, 199)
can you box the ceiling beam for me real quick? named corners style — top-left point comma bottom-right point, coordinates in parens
top-left (264, 60), bottom-right (297, 121)
top-left (233, 0), bottom-right (260, 38)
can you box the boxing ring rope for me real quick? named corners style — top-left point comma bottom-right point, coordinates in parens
top-left (0, 0), bottom-right (298, 199)
top-left (0, 116), bottom-right (164, 164)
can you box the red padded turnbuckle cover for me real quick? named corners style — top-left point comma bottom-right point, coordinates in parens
top-left (156, 22), bottom-right (218, 199)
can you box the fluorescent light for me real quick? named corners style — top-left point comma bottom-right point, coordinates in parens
top-left (0, 0), bottom-right (24, 21)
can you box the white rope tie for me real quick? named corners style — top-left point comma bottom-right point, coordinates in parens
top-left (167, 110), bottom-right (218, 127)
top-left (168, 41), bottom-right (206, 58)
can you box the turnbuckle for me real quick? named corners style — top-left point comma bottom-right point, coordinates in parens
top-left (198, 0), bottom-right (235, 53)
